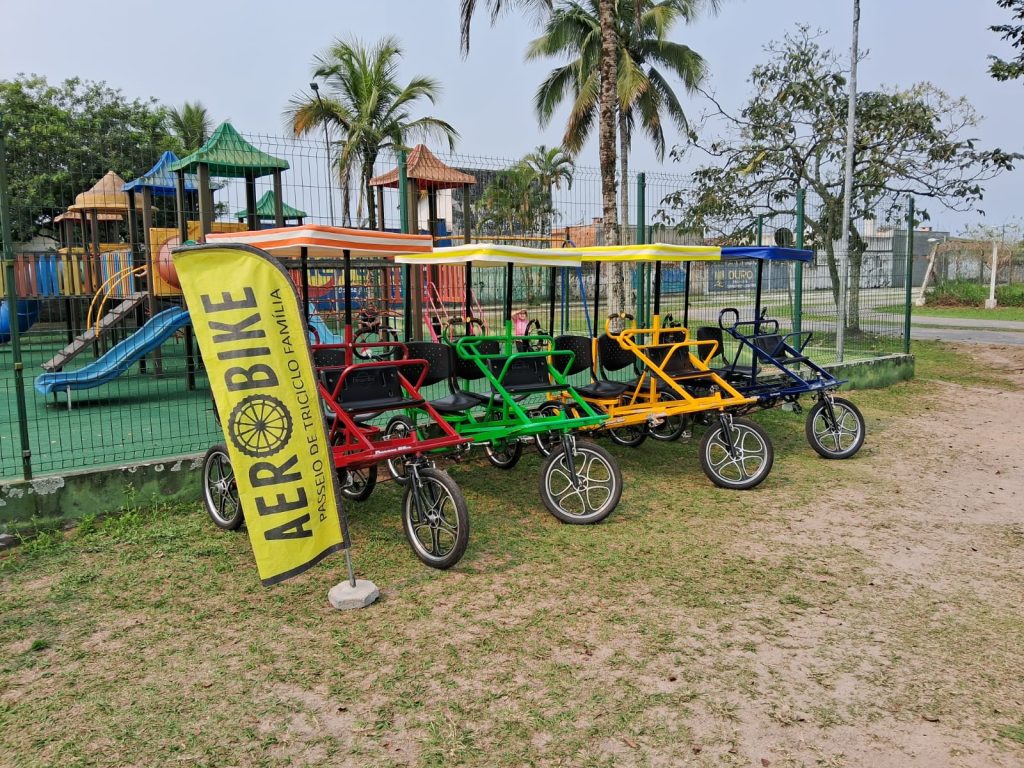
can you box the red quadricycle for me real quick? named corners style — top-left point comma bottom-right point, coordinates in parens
top-left (200, 225), bottom-right (473, 569)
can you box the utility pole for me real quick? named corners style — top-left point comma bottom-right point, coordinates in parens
top-left (837, 0), bottom-right (860, 362)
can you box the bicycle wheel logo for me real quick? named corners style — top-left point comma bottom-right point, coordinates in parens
top-left (227, 394), bottom-right (294, 458)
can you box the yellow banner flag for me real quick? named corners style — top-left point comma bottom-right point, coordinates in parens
top-left (173, 243), bottom-right (345, 586)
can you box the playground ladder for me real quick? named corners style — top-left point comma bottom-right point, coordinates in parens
top-left (41, 292), bottom-right (148, 372)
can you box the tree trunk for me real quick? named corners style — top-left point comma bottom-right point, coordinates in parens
top-left (618, 111), bottom-right (635, 313)
top-left (598, 0), bottom-right (621, 314)
top-left (364, 159), bottom-right (377, 230)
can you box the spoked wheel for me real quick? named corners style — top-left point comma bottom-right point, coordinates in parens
top-left (354, 327), bottom-right (398, 361)
top-left (485, 438), bottom-right (523, 469)
top-left (403, 466), bottom-right (469, 569)
top-left (805, 395), bottom-right (865, 459)
top-left (384, 416), bottom-right (416, 485)
top-left (338, 465), bottom-right (378, 501)
top-left (539, 438), bottom-right (622, 524)
top-left (533, 403), bottom-right (564, 457)
top-left (202, 445), bottom-right (244, 530)
top-left (647, 392), bottom-right (690, 442)
top-left (699, 415), bottom-right (774, 490)
top-left (608, 421), bottom-right (647, 447)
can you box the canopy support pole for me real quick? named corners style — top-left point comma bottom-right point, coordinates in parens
top-left (343, 249), bottom-right (353, 365)
top-left (754, 260), bottom-right (764, 333)
top-left (272, 170), bottom-right (284, 227)
top-left (301, 247), bottom-right (310, 324)
top-left (548, 266), bottom-right (556, 338)
top-left (140, 186), bottom-right (162, 376)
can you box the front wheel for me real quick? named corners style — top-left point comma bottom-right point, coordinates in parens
top-left (539, 439), bottom-right (622, 524)
top-left (338, 465), bottom-right (377, 501)
top-left (699, 416), bottom-right (774, 490)
top-left (805, 396), bottom-right (865, 459)
top-left (384, 416), bottom-right (416, 485)
top-left (403, 467), bottom-right (470, 569)
top-left (485, 439), bottom-right (522, 469)
top-left (202, 445), bottom-right (244, 530)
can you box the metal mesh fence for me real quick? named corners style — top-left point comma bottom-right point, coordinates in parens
top-left (1, 127), bottom-right (914, 480)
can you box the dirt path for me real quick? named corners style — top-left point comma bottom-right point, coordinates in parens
top-left (693, 344), bottom-right (1024, 767)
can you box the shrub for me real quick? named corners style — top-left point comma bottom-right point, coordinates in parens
top-left (926, 280), bottom-right (988, 306)
top-left (996, 284), bottom-right (1024, 307)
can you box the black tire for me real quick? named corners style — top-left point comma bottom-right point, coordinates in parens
top-left (354, 327), bottom-right (398, 361)
top-left (699, 415), bottom-right (774, 490)
top-left (647, 392), bottom-right (690, 442)
top-left (338, 465), bottom-right (378, 501)
top-left (403, 467), bottom-right (470, 569)
top-left (532, 403), bottom-right (564, 457)
top-left (383, 416), bottom-right (416, 485)
top-left (538, 439), bottom-right (622, 524)
top-left (202, 445), bottom-right (244, 530)
top-left (608, 422), bottom-right (647, 447)
top-left (485, 439), bottom-right (523, 469)
top-left (805, 396), bottom-right (865, 459)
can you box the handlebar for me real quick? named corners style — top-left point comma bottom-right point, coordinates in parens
top-left (604, 312), bottom-right (636, 338)
top-left (718, 307), bottom-right (781, 335)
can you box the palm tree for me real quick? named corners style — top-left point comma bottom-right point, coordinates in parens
top-left (529, 0), bottom-right (713, 310)
top-left (285, 36), bottom-right (459, 229)
top-left (459, 0), bottom-right (553, 53)
top-left (166, 102), bottom-right (212, 153)
top-left (524, 145), bottom-right (574, 236)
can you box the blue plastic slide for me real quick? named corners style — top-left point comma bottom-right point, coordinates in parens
top-left (0, 299), bottom-right (41, 343)
top-left (306, 310), bottom-right (344, 344)
top-left (35, 307), bottom-right (190, 396)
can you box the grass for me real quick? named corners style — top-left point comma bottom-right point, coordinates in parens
top-left (1, 340), bottom-right (1022, 766)
top-left (879, 303), bottom-right (1024, 324)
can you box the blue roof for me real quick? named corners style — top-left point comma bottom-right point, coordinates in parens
top-left (122, 151), bottom-right (201, 197)
top-left (721, 246), bottom-right (814, 263)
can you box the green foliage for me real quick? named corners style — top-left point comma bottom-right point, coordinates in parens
top-left (997, 283), bottom-right (1024, 305)
top-left (0, 74), bottom-right (175, 241)
top-left (925, 279), bottom-right (1024, 307)
top-left (166, 101), bottom-right (212, 153)
top-left (477, 162), bottom-right (552, 236)
top-left (284, 36), bottom-right (458, 229)
top-left (990, 0), bottom-right (1024, 81)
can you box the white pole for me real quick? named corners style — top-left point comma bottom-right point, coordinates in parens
top-left (837, 0), bottom-right (860, 363)
top-left (985, 240), bottom-right (999, 309)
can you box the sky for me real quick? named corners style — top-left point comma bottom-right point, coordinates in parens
top-left (1, 0), bottom-right (1020, 232)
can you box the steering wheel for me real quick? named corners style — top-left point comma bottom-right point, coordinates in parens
top-left (605, 312), bottom-right (635, 338)
top-left (718, 307), bottom-right (740, 330)
top-left (442, 315), bottom-right (485, 344)
top-left (307, 323), bottom-right (321, 344)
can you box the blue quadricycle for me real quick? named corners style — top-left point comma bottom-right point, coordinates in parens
top-left (675, 246), bottom-right (866, 459)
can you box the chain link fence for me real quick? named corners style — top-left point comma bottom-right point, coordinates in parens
top-left (1, 129), bottom-right (915, 480)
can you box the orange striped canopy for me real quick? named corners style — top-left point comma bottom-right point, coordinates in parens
top-left (205, 224), bottom-right (433, 258)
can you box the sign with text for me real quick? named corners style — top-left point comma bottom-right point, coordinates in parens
top-left (173, 244), bottom-right (345, 586)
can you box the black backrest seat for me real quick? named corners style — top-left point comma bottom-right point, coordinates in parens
top-left (313, 347), bottom-right (348, 393)
top-left (647, 343), bottom-right (697, 376)
top-left (753, 333), bottom-right (787, 359)
top-left (553, 335), bottom-right (594, 377)
top-left (597, 334), bottom-right (638, 376)
top-left (339, 366), bottom-right (402, 407)
top-left (453, 339), bottom-right (499, 381)
top-left (405, 341), bottom-right (454, 387)
top-left (696, 327), bottom-right (725, 362)
top-left (488, 355), bottom-right (550, 389)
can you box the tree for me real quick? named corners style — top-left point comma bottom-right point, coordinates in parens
top-left (166, 101), bottom-right (212, 153)
top-left (990, 0), bottom-right (1024, 81)
top-left (524, 144), bottom-right (574, 235)
top-left (0, 74), bottom-right (173, 242)
top-left (459, 0), bottom-right (553, 54)
top-left (660, 27), bottom-right (1019, 332)
top-left (285, 36), bottom-right (458, 229)
top-left (529, 0), bottom-right (712, 310)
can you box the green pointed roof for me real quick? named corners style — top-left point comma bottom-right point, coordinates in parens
top-left (169, 122), bottom-right (289, 178)
top-left (235, 190), bottom-right (306, 221)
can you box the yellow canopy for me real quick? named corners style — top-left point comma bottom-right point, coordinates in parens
top-left (559, 243), bottom-right (721, 262)
top-left (395, 243), bottom-right (582, 268)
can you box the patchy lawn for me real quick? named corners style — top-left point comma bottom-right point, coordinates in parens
top-left (2, 341), bottom-right (1023, 767)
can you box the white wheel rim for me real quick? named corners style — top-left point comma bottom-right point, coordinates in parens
top-left (545, 447), bottom-right (615, 518)
top-left (706, 424), bottom-right (768, 484)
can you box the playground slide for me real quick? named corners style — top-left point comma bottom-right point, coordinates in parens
top-left (34, 307), bottom-right (190, 396)
top-left (0, 300), bottom-right (41, 344)
top-left (307, 310), bottom-right (345, 344)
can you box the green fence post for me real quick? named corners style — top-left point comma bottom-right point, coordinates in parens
top-left (635, 172), bottom-right (646, 324)
top-left (756, 214), bottom-right (764, 247)
top-left (0, 121), bottom-right (34, 480)
top-left (793, 189), bottom-right (805, 337)
top-left (903, 196), bottom-right (915, 355)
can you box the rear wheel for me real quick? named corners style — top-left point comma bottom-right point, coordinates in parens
top-left (338, 465), bottom-right (377, 501)
top-left (647, 392), bottom-right (689, 442)
top-left (699, 415), bottom-right (773, 490)
top-left (608, 421), bottom-right (647, 447)
top-left (805, 396), bottom-right (865, 459)
top-left (202, 445), bottom-right (244, 530)
top-left (384, 416), bottom-right (416, 485)
top-left (539, 439), bottom-right (622, 524)
top-left (532, 403), bottom-right (564, 457)
top-left (485, 439), bottom-right (522, 469)
top-left (403, 467), bottom-right (469, 569)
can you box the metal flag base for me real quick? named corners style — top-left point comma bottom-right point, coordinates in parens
top-left (327, 549), bottom-right (379, 610)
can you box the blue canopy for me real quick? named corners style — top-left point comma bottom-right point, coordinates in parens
top-left (122, 151), bottom-right (201, 197)
top-left (721, 246), bottom-right (814, 263)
